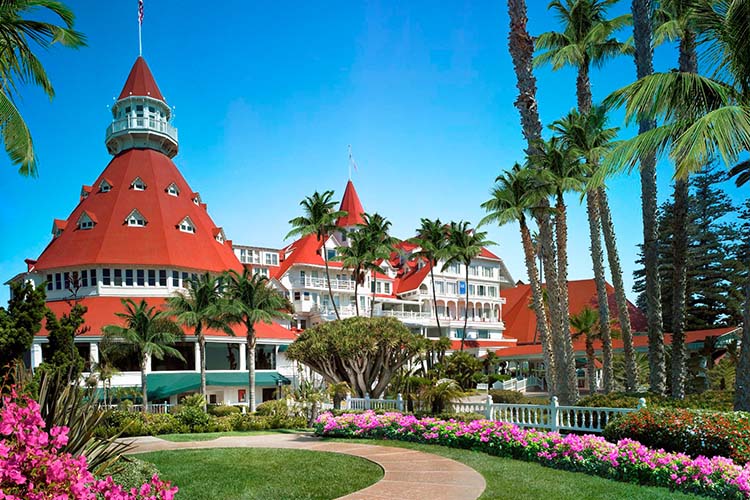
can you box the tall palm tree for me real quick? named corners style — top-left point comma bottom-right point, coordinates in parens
top-left (551, 106), bottom-right (616, 392)
top-left (570, 306), bottom-right (600, 393)
top-left (441, 221), bottom-right (494, 351)
top-left (0, 0), bottom-right (85, 176)
top-left (167, 273), bottom-right (233, 408)
top-left (481, 165), bottom-right (556, 394)
top-left (358, 212), bottom-right (399, 317)
top-left (334, 229), bottom-right (372, 316)
top-left (287, 191), bottom-right (347, 320)
top-left (102, 299), bottom-right (183, 412)
top-left (409, 218), bottom-right (449, 335)
top-left (225, 269), bottom-right (292, 412)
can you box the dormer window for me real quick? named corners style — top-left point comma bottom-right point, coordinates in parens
top-left (214, 228), bottom-right (226, 244)
top-left (80, 186), bottom-right (92, 200)
top-left (51, 219), bottom-right (66, 239)
top-left (77, 212), bottom-right (96, 230)
top-left (192, 193), bottom-right (201, 206)
top-left (125, 209), bottom-right (147, 227)
top-left (99, 179), bottom-right (112, 193)
top-left (131, 177), bottom-right (146, 191)
top-left (178, 217), bottom-right (195, 234)
top-left (166, 183), bottom-right (180, 197)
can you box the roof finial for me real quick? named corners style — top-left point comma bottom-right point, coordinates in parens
top-left (347, 144), bottom-right (358, 180)
top-left (138, 0), bottom-right (144, 56)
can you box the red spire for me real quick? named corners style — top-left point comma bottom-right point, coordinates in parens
top-left (337, 180), bottom-right (365, 227)
top-left (118, 56), bottom-right (165, 101)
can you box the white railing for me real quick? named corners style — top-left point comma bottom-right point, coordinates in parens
top-left (291, 276), bottom-right (357, 291)
top-left (105, 117), bottom-right (178, 142)
top-left (311, 305), bottom-right (358, 319)
top-left (99, 403), bottom-right (173, 414)
top-left (499, 378), bottom-right (527, 392)
top-left (344, 394), bottom-right (404, 411)
top-left (377, 310), bottom-right (432, 321)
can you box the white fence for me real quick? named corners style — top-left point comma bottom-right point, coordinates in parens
top-left (344, 394), bottom-right (404, 411)
top-left (99, 403), bottom-right (173, 414)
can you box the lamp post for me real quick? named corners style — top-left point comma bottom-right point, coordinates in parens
top-left (276, 379), bottom-right (283, 400)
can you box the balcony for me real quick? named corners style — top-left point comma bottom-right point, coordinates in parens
top-left (310, 304), bottom-right (359, 319)
top-left (290, 276), bottom-right (357, 292)
top-left (105, 117), bottom-right (179, 158)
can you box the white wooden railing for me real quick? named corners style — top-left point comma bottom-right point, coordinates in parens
top-left (499, 377), bottom-right (527, 392)
top-left (99, 403), bottom-right (173, 414)
top-left (344, 394), bottom-right (404, 411)
top-left (290, 276), bottom-right (357, 291)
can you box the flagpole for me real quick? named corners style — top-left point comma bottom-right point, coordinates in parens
top-left (348, 144), bottom-right (352, 180)
top-left (138, 21), bottom-right (142, 56)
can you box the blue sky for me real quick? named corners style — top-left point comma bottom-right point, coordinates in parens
top-left (0, 0), bottom-right (745, 305)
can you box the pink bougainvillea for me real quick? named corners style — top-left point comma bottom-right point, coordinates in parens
top-left (0, 391), bottom-right (177, 500)
top-left (316, 411), bottom-right (750, 499)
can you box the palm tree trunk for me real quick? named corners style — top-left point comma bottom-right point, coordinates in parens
top-left (555, 191), bottom-right (573, 386)
top-left (734, 257), bottom-right (750, 411)
top-left (141, 359), bottom-right (148, 413)
top-left (247, 325), bottom-right (257, 412)
top-left (576, 61), bottom-right (592, 114)
top-left (586, 337), bottom-right (596, 394)
top-left (632, 0), bottom-right (666, 395)
top-left (430, 263), bottom-right (442, 336)
top-left (461, 264), bottom-right (469, 351)
top-left (671, 30), bottom-right (697, 400)
top-left (199, 335), bottom-right (207, 411)
top-left (597, 188), bottom-right (638, 391)
top-left (520, 220), bottom-right (555, 394)
top-left (354, 273), bottom-right (360, 316)
top-left (322, 241), bottom-right (341, 320)
top-left (586, 189), bottom-right (614, 393)
top-left (371, 273), bottom-right (377, 318)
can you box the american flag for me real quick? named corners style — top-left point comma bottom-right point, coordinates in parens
top-left (138, 0), bottom-right (144, 25)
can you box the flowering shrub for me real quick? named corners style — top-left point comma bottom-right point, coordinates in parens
top-left (316, 411), bottom-right (750, 499)
top-left (604, 407), bottom-right (750, 464)
top-left (0, 392), bottom-right (178, 499)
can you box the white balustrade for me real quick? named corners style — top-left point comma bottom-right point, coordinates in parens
top-left (290, 276), bottom-right (357, 291)
top-left (106, 117), bottom-right (178, 142)
top-left (344, 394), bottom-right (404, 411)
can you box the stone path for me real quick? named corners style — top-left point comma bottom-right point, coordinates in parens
top-left (124, 433), bottom-right (486, 500)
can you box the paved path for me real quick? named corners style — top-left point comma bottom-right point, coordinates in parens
top-left (124, 433), bottom-right (486, 500)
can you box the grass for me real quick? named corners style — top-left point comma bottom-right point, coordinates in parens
top-left (156, 429), bottom-right (304, 442)
top-left (327, 438), bottom-right (702, 500)
top-left (135, 448), bottom-right (383, 500)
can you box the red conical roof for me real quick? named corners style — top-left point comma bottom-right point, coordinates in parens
top-left (118, 56), bottom-right (165, 101)
top-left (34, 149), bottom-right (242, 273)
top-left (336, 180), bottom-right (365, 227)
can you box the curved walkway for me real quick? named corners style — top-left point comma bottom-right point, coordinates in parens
top-left (124, 433), bottom-right (486, 500)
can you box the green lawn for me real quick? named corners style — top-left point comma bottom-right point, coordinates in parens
top-left (136, 448), bottom-right (383, 500)
top-left (327, 438), bottom-right (702, 500)
top-left (157, 430), bottom-right (303, 442)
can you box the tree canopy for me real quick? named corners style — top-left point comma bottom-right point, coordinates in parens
top-left (0, 281), bottom-right (46, 370)
top-left (286, 316), bottom-right (427, 398)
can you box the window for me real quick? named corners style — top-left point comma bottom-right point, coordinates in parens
top-left (468, 284), bottom-right (475, 295)
top-left (90, 269), bottom-right (97, 286)
top-left (239, 248), bottom-right (249, 263)
top-left (137, 269), bottom-right (145, 286)
top-left (294, 292), bottom-right (301, 301)
top-left (45, 275), bottom-right (53, 291)
top-left (326, 249), bottom-right (336, 260)
top-left (447, 282), bottom-right (456, 295)
top-left (265, 253), bottom-right (278, 265)
top-left (470, 265), bottom-right (479, 277)
top-left (151, 342), bottom-right (195, 371)
top-left (102, 269), bottom-right (111, 286)
top-left (81, 270), bottom-right (88, 287)
top-left (130, 177), bottom-right (146, 191)
top-left (489, 286), bottom-right (497, 297)
top-left (192, 194), bottom-right (201, 206)
top-left (172, 271), bottom-right (179, 287)
top-left (384, 283), bottom-right (391, 294)
top-left (215, 231), bottom-right (225, 244)
top-left (159, 270), bottom-right (167, 286)
top-left (478, 329), bottom-right (490, 339)
top-left (125, 209), bottom-right (146, 227)
top-left (182, 272), bottom-right (189, 287)
top-left (478, 285), bottom-right (486, 296)
top-left (303, 292), bottom-right (310, 301)
top-left (483, 267), bottom-right (494, 278)
top-left (77, 213), bottom-right (95, 230)
top-left (205, 343), bottom-right (240, 370)
top-left (455, 329), bottom-right (465, 339)
top-left (63, 272), bottom-right (71, 289)
top-left (125, 269), bottom-right (133, 286)
top-left (114, 269), bottom-right (123, 286)
top-left (255, 345), bottom-right (276, 370)
top-left (166, 183), bottom-right (180, 196)
top-left (255, 267), bottom-right (269, 278)
top-left (98, 180), bottom-right (112, 193)
top-left (148, 270), bottom-right (156, 286)
top-left (178, 217), bottom-right (195, 233)
top-left (448, 262), bottom-right (460, 274)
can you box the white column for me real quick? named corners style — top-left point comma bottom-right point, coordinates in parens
top-left (239, 342), bottom-right (247, 371)
top-left (194, 342), bottom-right (200, 372)
top-left (90, 342), bottom-right (99, 367)
top-left (144, 353), bottom-right (152, 373)
top-left (31, 343), bottom-right (43, 369)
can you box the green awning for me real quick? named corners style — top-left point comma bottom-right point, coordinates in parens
top-left (146, 371), bottom-right (291, 400)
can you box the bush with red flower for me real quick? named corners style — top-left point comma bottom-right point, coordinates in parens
top-left (0, 391), bottom-right (177, 499)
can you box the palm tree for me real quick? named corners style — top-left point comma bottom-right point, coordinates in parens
top-left (167, 273), bottom-right (233, 408)
top-left (0, 0), bottom-right (85, 176)
top-left (551, 106), bottom-right (616, 393)
top-left (358, 212), bottom-right (399, 317)
top-left (409, 218), bottom-right (449, 335)
top-left (630, 0), bottom-right (665, 395)
top-left (441, 221), bottom-right (494, 351)
top-left (481, 165), bottom-right (556, 394)
top-left (570, 306), bottom-right (600, 393)
top-left (287, 191), bottom-right (347, 320)
top-left (225, 269), bottom-right (292, 412)
top-left (333, 229), bottom-right (372, 316)
top-left (102, 299), bottom-right (183, 411)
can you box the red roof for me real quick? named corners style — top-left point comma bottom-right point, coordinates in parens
top-left (43, 297), bottom-right (296, 340)
top-left (337, 180), bottom-right (365, 227)
top-left (34, 149), bottom-right (242, 273)
top-left (449, 340), bottom-right (514, 350)
top-left (396, 263), bottom-right (431, 294)
top-left (479, 248), bottom-right (501, 260)
top-left (118, 57), bottom-right (165, 101)
top-left (501, 279), bottom-right (648, 345)
top-left (272, 234), bottom-right (343, 280)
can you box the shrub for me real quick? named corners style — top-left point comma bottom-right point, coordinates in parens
top-left (577, 391), bottom-right (734, 412)
top-left (99, 457), bottom-right (161, 491)
top-left (180, 393), bottom-right (206, 409)
top-left (256, 399), bottom-right (290, 417)
top-left (208, 404), bottom-right (241, 417)
top-left (604, 407), bottom-right (750, 464)
top-left (175, 406), bottom-right (211, 431)
top-left (489, 389), bottom-right (527, 404)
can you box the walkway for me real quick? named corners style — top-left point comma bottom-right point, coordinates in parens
top-left (125, 433), bottom-right (486, 500)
